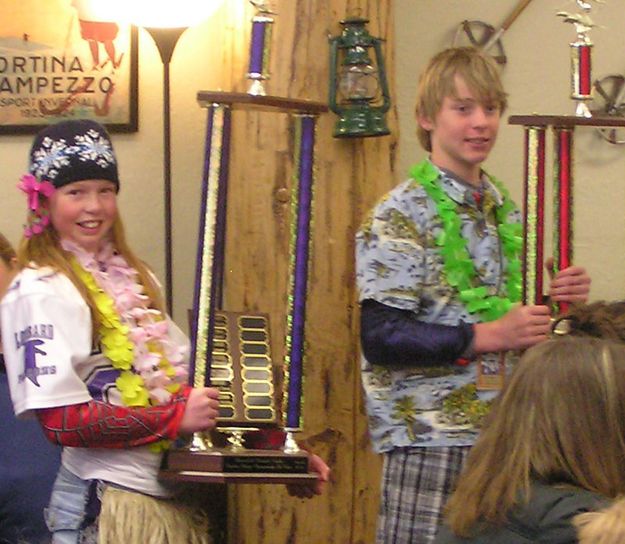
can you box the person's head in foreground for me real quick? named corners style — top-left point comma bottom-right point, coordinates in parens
top-left (437, 301), bottom-right (625, 543)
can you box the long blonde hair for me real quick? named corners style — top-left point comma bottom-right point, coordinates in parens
top-left (445, 314), bottom-right (625, 536)
top-left (17, 216), bottom-right (165, 340)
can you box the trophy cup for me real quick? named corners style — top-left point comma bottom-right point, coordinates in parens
top-left (159, 97), bottom-right (323, 485)
top-left (246, 0), bottom-right (275, 96)
top-left (557, 0), bottom-right (599, 118)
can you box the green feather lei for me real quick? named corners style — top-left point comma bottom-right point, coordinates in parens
top-left (410, 160), bottom-right (522, 322)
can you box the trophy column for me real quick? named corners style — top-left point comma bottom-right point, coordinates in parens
top-left (521, 125), bottom-right (546, 306)
top-left (188, 103), bottom-right (231, 451)
top-left (553, 126), bottom-right (574, 314)
top-left (284, 114), bottom-right (316, 451)
top-left (160, 92), bottom-right (328, 484)
top-left (191, 103), bottom-right (231, 388)
top-left (510, 114), bottom-right (625, 312)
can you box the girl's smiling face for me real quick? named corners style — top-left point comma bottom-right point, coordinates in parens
top-left (48, 179), bottom-right (118, 253)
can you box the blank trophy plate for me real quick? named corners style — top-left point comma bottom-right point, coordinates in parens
top-left (159, 311), bottom-right (316, 484)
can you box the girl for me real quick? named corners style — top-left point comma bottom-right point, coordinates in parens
top-left (2, 120), bottom-right (329, 543)
top-left (1, 119), bottom-right (223, 544)
top-left (434, 301), bottom-right (625, 544)
top-left (0, 232), bottom-right (61, 544)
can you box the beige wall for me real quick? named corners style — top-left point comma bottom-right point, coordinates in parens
top-left (395, 0), bottom-right (625, 302)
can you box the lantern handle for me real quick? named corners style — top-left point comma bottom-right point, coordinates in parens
top-left (373, 39), bottom-right (391, 113)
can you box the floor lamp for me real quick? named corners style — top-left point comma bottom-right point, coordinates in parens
top-left (143, 26), bottom-right (187, 315)
top-left (126, 1), bottom-right (222, 314)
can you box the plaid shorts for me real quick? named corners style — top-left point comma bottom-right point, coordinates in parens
top-left (376, 446), bottom-right (471, 544)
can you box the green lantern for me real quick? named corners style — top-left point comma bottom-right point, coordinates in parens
top-left (329, 18), bottom-right (391, 138)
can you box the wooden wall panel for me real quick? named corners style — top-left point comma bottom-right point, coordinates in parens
top-left (214, 1), bottom-right (397, 542)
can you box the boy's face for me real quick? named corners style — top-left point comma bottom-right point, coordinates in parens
top-left (419, 75), bottom-right (500, 184)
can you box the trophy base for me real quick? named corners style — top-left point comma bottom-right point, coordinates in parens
top-left (159, 447), bottom-right (318, 484)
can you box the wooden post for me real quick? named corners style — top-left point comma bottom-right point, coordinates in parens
top-left (216, 1), bottom-right (395, 543)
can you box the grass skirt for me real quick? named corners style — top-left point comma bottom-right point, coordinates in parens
top-left (97, 485), bottom-right (214, 544)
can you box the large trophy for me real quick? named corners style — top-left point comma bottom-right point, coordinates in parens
top-left (159, 92), bottom-right (326, 484)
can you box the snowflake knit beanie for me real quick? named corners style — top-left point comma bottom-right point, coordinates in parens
top-left (29, 119), bottom-right (119, 191)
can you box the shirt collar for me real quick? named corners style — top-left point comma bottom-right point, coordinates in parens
top-left (432, 162), bottom-right (504, 208)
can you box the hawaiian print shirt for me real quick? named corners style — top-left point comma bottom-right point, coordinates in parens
top-left (356, 160), bottom-right (521, 452)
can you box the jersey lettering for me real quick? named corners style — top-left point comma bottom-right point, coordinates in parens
top-left (14, 323), bottom-right (54, 349)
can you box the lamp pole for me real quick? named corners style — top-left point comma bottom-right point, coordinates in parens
top-left (144, 26), bottom-right (187, 315)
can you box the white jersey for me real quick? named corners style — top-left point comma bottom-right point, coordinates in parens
top-left (0, 266), bottom-right (190, 497)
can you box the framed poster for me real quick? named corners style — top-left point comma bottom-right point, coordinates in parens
top-left (0, 0), bottom-right (138, 134)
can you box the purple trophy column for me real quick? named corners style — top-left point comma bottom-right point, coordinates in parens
top-left (284, 115), bottom-right (316, 431)
top-left (248, 19), bottom-right (266, 76)
top-left (247, 12), bottom-right (274, 95)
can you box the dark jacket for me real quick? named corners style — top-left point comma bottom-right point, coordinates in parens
top-left (434, 482), bottom-right (609, 544)
top-left (0, 355), bottom-right (61, 544)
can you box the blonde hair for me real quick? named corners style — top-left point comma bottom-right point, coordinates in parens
top-left (575, 498), bottom-right (625, 544)
top-left (17, 216), bottom-right (165, 340)
top-left (0, 232), bottom-right (16, 266)
top-left (445, 326), bottom-right (625, 536)
top-left (415, 47), bottom-right (508, 151)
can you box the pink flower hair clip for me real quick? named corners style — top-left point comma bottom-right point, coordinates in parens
top-left (17, 174), bottom-right (55, 238)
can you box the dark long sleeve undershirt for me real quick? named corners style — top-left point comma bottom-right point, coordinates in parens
top-left (360, 299), bottom-right (475, 366)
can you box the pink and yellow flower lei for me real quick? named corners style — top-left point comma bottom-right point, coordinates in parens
top-left (63, 240), bottom-right (188, 411)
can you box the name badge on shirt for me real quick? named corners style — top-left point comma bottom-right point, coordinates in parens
top-left (476, 352), bottom-right (506, 391)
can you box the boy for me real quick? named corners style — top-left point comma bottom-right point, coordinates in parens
top-left (355, 47), bottom-right (590, 544)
